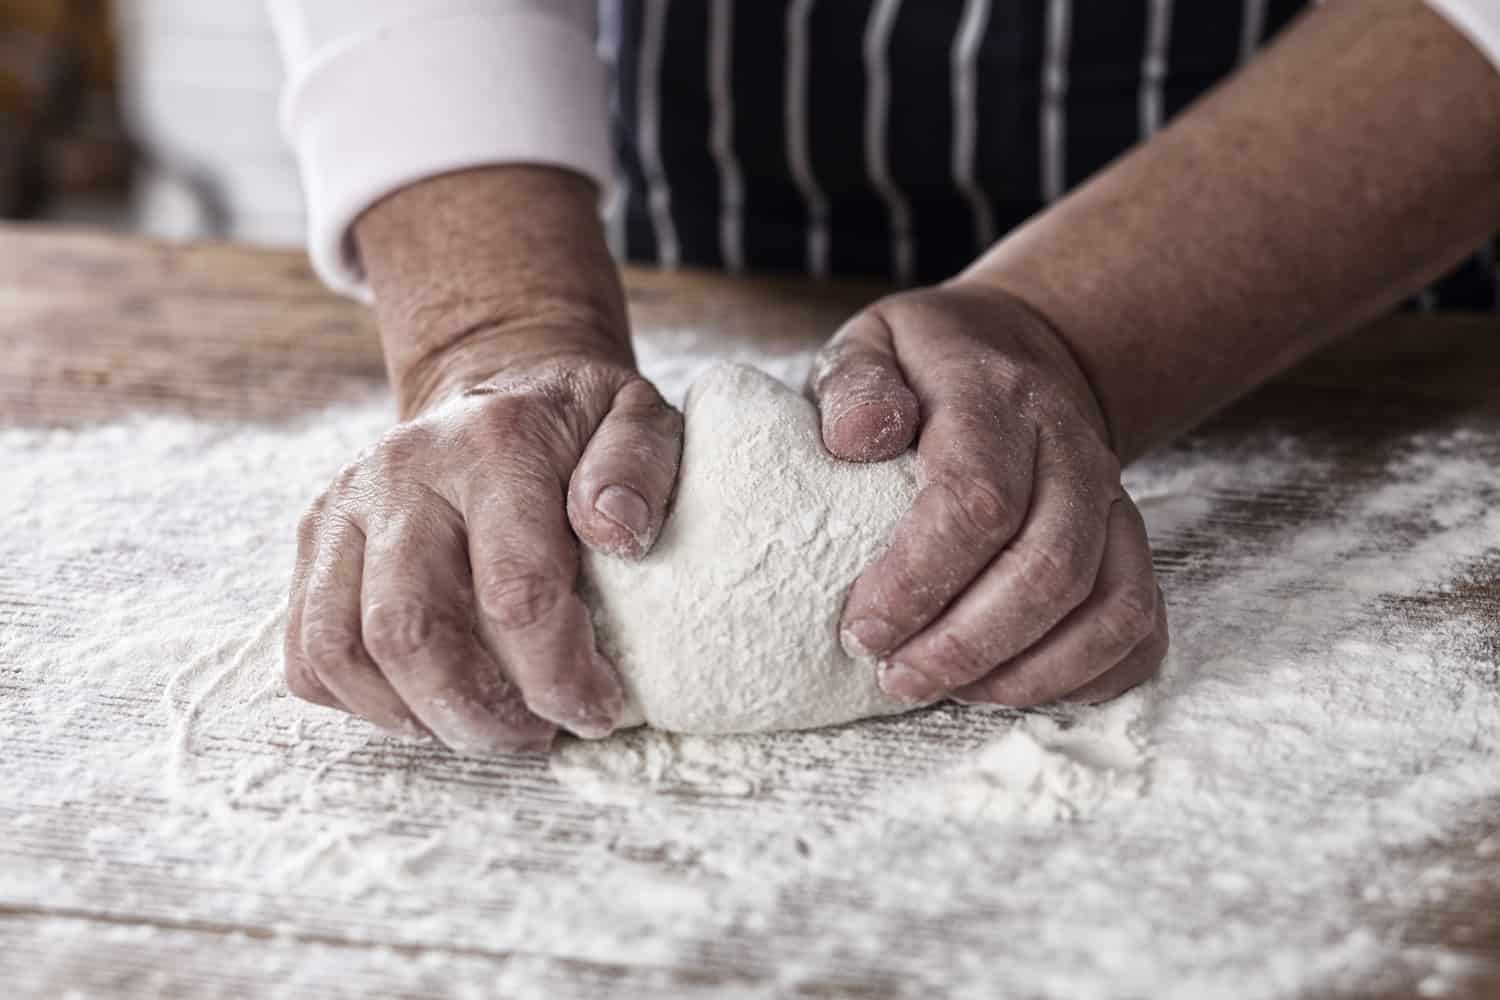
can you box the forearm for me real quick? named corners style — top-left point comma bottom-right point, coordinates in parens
top-left (964, 0), bottom-right (1500, 462)
top-left (355, 165), bottom-right (631, 418)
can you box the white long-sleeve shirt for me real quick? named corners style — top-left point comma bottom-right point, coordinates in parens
top-left (267, 0), bottom-right (1500, 301)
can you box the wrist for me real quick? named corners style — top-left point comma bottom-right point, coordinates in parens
top-left (354, 165), bottom-right (632, 418)
top-left (396, 319), bottom-right (634, 418)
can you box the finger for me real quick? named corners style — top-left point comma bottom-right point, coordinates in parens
top-left (879, 432), bottom-right (1114, 702)
top-left (838, 391), bottom-right (1035, 660)
top-left (301, 513), bottom-right (428, 735)
top-left (361, 503), bottom-right (556, 754)
top-left (1064, 594), bottom-right (1169, 705)
top-left (953, 501), bottom-right (1159, 707)
top-left (466, 459), bottom-right (626, 739)
top-left (567, 378), bottom-right (683, 558)
top-left (807, 310), bottom-right (921, 462)
top-left (284, 495), bottom-right (345, 711)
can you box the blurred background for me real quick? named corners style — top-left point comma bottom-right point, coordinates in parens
top-left (3, 2), bottom-right (1491, 312)
top-left (1, 0), bottom-right (301, 244)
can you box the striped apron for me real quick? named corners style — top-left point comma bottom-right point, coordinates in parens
top-left (602, 0), bottom-right (1499, 311)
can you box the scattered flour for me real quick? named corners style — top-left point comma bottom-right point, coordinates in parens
top-left (2, 330), bottom-right (1499, 999)
top-left (882, 696), bottom-right (1151, 824)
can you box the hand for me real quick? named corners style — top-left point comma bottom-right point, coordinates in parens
top-left (809, 281), bottom-right (1167, 707)
top-left (283, 165), bottom-right (681, 753)
top-left (285, 344), bottom-right (682, 753)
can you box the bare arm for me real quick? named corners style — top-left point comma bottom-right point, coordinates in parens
top-left (812, 0), bottom-right (1500, 709)
top-left (966, 0), bottom-right (1500, 462)
top-left (356, 166), bottom-right (631, 417)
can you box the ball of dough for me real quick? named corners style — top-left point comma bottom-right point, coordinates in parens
top-left (581, 363), bottom-right (920, 735)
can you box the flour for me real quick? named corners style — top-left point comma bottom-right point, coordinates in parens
top-left (883, 695), bottom-right (1151, 824)
top-left (4, 330), bottom-right (1500, 999)
top-left (583, 362), bottom-right (918, 734)
top-left (554, 694), bottom-right (1153, 826)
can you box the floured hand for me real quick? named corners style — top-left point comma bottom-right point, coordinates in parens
top-left (285, 351), bottom-right (682, 753)
top-left (809, 282), bottom-right (1168, 708)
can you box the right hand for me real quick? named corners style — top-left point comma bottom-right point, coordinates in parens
top-left (285, 345), bottom-right (682, 754)
top-left (282, 165), bottom-right (681, 754)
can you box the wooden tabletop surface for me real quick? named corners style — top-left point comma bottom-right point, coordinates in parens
top-left (2, 224), bottom-right (1498, 998)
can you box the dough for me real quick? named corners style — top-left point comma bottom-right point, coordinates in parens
top-left (582, 363), bottom-right (920, 735)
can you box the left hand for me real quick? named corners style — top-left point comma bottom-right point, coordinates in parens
top-left (808, 280), bottom-right (1168, 707)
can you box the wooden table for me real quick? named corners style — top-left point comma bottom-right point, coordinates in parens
top-left (2, 225), bottom-right (1498, 998)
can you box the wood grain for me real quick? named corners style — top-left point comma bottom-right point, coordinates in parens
top-left (0, 224), bottom-right (887, 428)
top-left (2, 224), bottom-right (1498, 999)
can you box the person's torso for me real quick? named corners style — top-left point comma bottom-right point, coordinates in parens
top-left (603, 0), bottom-right (1498, 311)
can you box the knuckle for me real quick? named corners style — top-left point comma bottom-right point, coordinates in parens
top-left (919, 630), bottom-right (993, 688)
top-left (939, 476), bottom-right (1012, 542)
top-left (476, 565), bottom-right (564, 631)
top-left (808, 343), bottom-right (851, 398)
top-left (476, 394), bottom-right (570, 457)
top-left (654, 405), bottom-right (686, 448)
top-left (325, 459), bottom-right (364, 496)
top-left (1012, 543), bottom-right (1065, 593)
top-left (1097, 581), bottom-right (1158, 650)
top-left (813, 310), bottom-right (896, 387)
top-left (616, 382), bottom-right (684, 446)
top-left (872, 292), bottom-right (927, 330)
top-left (372, 422), bottom-right (434, 474)
top-left (362, 600), bottom-right (453, 661)
top-left (866, 558), bottom-right (939, 627)
top-left (301, 617), bottom-right (367, 673)
top-left (285, 663), bottom-right (327, 704)
top-left (1120, 578), bottom-right (1161, 628)
top-left (337, 455), bottom-right (367, 486)
top-left (296, 499), bottom-right (326, 548)
top-left (1014, 539), bottom-right (1093, 608)
top-left (615, 377), bottom-right (668, 416)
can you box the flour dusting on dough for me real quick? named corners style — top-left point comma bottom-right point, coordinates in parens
top-left (583, 363), bottom-right (919, 734)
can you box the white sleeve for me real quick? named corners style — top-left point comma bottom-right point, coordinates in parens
top-left (1426, 0), bottom-right (1500, 75)
top-left (266, 0), bottom-right (610, 301)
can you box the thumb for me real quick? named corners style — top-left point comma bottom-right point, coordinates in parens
top-left (567, 377), bottom-right (684, 559)
top-left (807, 308), bottom-right (921, 462)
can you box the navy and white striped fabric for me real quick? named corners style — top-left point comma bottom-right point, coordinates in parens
top-left (603, 0), bottom-right (1499, 311)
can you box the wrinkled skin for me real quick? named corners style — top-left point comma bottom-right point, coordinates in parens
top-left (280, 166), bottom-right (1168, 754)
top-left (284, 351), bottom-right (683, 753)
top-left (284, 280), bottom-right (1165, 755)
top-left (281, 0), bottom-right (1500, 749)
top-left (808, 281), bottom-right (1167, 707)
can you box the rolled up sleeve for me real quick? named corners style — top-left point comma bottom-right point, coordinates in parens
top-left (267, 0), bottom-right (610, 300)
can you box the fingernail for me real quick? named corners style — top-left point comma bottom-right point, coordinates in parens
top-left (566, 657), bottom-right (627, 740)
top-left (566, 705), bottom-right (618, 740)
top-left (879, 662), bottom-right (937, 703)
top-left (595, 484), bottom-right (651, 542)
top-left (843, 617), bottom-right (897, 659)
top-left (383, 716), bottom-right (433, 743)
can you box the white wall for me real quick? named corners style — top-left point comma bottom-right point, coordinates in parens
top-left (113, 0), bottom-right (305, 244)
